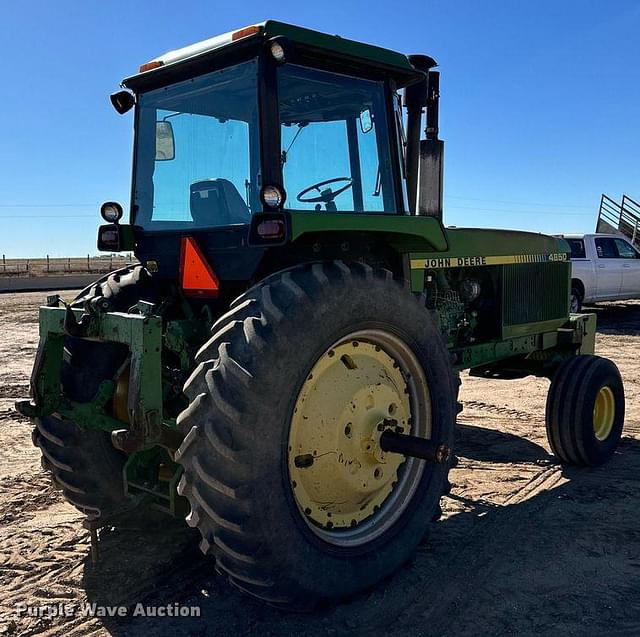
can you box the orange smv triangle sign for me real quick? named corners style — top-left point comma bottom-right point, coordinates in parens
top-left (180, 236), bottom-right (220, 297)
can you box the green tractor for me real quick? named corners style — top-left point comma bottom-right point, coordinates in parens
top-left (18, 21), bottom-right (625, 608)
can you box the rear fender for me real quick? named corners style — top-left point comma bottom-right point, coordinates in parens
top-left (288, 212), bottom-right (449, 252)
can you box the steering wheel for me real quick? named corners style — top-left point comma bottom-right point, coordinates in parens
top-left (297, 177), bottom-right (353, 205)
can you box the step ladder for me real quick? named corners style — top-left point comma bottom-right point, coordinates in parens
top-left (596, 194), bottom-right (640, 248)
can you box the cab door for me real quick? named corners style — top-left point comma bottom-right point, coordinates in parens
top-left (614, 238), bottom-right (640, 297)
top-left (594, 237), bottom-right (623, 298)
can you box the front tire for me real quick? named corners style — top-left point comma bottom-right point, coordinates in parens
top-left (545, 355), bottom-right (625, 466)
top-left (175, 262), bottom-right (455, 608)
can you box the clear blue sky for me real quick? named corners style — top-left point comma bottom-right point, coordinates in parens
top-left (1, 0), bottom-right (639, 257)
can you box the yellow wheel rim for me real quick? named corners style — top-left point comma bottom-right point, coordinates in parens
top-left (287, 329), bottom-right (431, 547)
top-left (593, 386), bottom-right (615, 441)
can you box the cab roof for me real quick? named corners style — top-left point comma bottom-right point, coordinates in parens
top-left (123, 20), bottom-right (424, 91)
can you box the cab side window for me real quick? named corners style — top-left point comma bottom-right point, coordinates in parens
top-left (595, 238), bottom-right (618, 259)
top-left (278, 65), bottom-right (396, 213)
top-left (614, 238), bottom-right (639, 259)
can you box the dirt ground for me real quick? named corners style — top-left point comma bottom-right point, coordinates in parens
top-left (1, 290), bottom-right (639, 637)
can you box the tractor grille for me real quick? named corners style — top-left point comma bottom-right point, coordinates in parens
top-left (502, 262), bottom-right (569, 326)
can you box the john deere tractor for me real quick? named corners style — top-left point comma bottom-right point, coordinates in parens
top-left (18, 21), bottom-right (625, 608)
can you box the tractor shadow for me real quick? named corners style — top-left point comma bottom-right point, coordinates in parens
top-left (81, 434), bottom-right (640, 637)
top-left (587, 300), bottom-right (640, 335)
top-left (453, 422), bottom-right (554, 464)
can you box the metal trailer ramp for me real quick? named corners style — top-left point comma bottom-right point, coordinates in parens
top-left (596, 193), bottom-right (640, 247)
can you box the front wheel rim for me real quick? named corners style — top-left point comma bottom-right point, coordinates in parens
top-left (593, 385), bottom-right (615, 441)
top-left (287, 329), bottom-right (432, 548)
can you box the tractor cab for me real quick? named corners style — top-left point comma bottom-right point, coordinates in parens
top-left (101, 21), bottom-right (442, 291)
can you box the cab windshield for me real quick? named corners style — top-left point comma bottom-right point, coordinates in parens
top-left (133, 60), bottom-right (260, 230)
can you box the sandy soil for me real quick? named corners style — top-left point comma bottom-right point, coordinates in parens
top-left (1, 291), bottom-right (639, 636)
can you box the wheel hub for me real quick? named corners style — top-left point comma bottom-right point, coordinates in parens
top-left (287, 331), bottom-right (431, 545)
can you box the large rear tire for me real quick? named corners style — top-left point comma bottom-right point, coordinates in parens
top-left (33, 340), bottom-right (131, 520)
top-left (175, 261), bottom-right (455, 608)
top-left (33, 264), bottom-right (159, 521)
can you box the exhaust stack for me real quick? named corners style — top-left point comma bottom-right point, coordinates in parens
top-left (404, 56), bottom-right (444, 220)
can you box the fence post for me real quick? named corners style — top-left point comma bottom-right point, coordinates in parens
top-left (87, 254), bottom-right (90, 272)
top-left (46, 255), bottom-right (50, 273)
top-left (2, 255), bottom-right (4, 272)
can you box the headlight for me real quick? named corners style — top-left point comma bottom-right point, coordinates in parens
top-left (100, 201), bottom-right (124, 223)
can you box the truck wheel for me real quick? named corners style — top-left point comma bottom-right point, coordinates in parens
top-left (545, 355), bottom-right (625, 466)
top-left (175, 261), bottom-right (455, 608)
top-left (33, 340), bottom-right (131, 520)
top-left (570, 286), bottom-right (583, 313)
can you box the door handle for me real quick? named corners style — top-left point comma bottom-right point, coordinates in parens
top-left (623, 264), bottom-right (632, 268)
top-left (597, 264), bottom-right (605, 269)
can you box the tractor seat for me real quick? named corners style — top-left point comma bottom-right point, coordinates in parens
top-left (190, 179), bottom-right (250, 226)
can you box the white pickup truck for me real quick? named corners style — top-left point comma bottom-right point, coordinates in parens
top-left (557, 233), bottom-right (640, 312)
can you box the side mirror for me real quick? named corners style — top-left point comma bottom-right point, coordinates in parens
top-left (155, 121), bottom-right (175, 160)
top-left (359, 109), bottom-right (373, 134)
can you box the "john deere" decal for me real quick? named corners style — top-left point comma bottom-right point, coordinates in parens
top-left (411, 252), bottom-right (568, 270)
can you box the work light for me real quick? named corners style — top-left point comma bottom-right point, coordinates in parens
top-left (100, 201), bottom-right (124, 223)
top-left (267, 37), bottom-right (291, 65)
top-left (270, 41), bottom-right (286, 63)
top-left (261, 185), bottom-right (286, 209)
